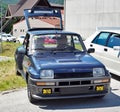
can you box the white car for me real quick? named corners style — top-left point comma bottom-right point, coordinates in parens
top-left (16, 35), bottom-right (25, 44)
top-left (0, 33), bottom-right (16, 42)
top-left (84, 27), bottom-right (120, 76)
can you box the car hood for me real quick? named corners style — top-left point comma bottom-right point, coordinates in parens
top-left (31, 52), bottom-right (104, 70)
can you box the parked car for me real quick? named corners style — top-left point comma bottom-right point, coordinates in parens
top-left (44, 37), bottom-right (56, 44)
top-left (0, 33), bottom-right (16, 42)
top-left (84, 27), bottom-right (120, 76)
top-left (16, 35), bottom-right (25, 44)
top-left (15, 8), bottom-right (111, 103)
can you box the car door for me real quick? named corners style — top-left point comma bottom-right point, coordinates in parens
top-left (105, 33), bottom-right (120, 75)
top-left (22, 34), bottom-right (31, 77)
top-left (89, 31), bottom-right (110, 61)
top-left (15, 34), bottom-right (29, 71)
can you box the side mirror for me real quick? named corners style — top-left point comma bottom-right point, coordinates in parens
top-left (88, 48), bottom-right (95, 53)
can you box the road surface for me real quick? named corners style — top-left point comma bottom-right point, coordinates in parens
top-left (0, 78), bottom-right (120, 112)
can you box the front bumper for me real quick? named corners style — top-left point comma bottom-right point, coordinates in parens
top-left (29, 76), bottom-right (111, 100)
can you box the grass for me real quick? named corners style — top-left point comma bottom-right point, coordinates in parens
top-left (0, 42), bottom-right (26, 91)
top-left (0, 42), bottom-right (21, 57)
top-left (0, 42), bottom-right (82, 91)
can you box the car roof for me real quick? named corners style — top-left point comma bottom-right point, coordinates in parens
top-left (27, 29), bottom-right (81, 36)
top-left (96, 27), bottom-right (120, 34)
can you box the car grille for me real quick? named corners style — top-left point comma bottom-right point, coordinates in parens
top-left (54, 72), bottom-right (93, 79)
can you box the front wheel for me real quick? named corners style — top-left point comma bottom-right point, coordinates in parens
top-left (27, 76), bottom-right (38, 103)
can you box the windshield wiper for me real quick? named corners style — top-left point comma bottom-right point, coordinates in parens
top-left (34, 48), bottom-right (45, 50)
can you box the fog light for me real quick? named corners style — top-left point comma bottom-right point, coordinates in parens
top-left (36, 82), bottom-right (55, 86)
top-left (96, 85), bottom-right (104, 91)
top-left (42, 88), bottom-right (52, 94)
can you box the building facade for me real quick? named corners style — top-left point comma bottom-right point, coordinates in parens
top-left (13, 18), bottom-right (57, 38)
top-left (5, 0), bottom-right (63, 37)
top-left (65, 0), bottom-right (120, 39)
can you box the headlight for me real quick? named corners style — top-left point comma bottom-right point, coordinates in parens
top-left (40, 70), bottom-right (54, 79)
top-left (93, 68), bottom-right (105, 76)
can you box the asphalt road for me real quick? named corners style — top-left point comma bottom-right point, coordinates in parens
top-left (0, 78), bottom-right (120, 112)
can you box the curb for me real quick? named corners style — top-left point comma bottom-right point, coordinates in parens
top-left (0, 87), bottom-right (27, 95)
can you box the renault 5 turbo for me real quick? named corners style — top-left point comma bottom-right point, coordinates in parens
top-left (15, 8), bottom-right (111, 103)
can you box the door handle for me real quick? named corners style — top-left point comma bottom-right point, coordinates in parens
top-left (104, 48), bottom-right (108, 51)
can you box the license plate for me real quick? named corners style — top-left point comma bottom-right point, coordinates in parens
top-left (42, 88), bottom-right (52, 94)
top-left (96, 86), bottom-right (104, 91)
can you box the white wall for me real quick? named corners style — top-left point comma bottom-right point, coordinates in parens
top-left (13, 20), bottom-right (27, 38)
top-left (65, 0), bottom-right (120, 40)
top-left (13, 19), bottom-right (54, 38)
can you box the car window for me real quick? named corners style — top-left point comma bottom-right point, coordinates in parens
top-left (2, 35), bottom-right (6, 37)
top-left (73, 36), bottom-right (83, 51)
top-left (107, 33), bottom-right (120, 48)
top-left (7, 35), bottom-right (11, 37)
top-left (31, 34), bottom-right (84, 53)
top-left (92, 32), bottom-right (110, 46)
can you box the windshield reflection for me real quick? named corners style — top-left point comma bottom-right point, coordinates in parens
top-left (31, 34), bottom-right (84, 53)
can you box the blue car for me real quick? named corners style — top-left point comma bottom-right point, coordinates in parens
top-left (15, 8), bottom-right (111, 103)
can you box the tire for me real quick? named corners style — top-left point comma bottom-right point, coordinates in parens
top-left (15, 64), bottom-right (21, 76)
top-left (27, 76), bottom-right (38, 104)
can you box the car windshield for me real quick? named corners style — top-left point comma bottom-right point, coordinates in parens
top-left (31, 34), bottom-right (84, 53)
top-left (28, 16), bottom-right (61, 29)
